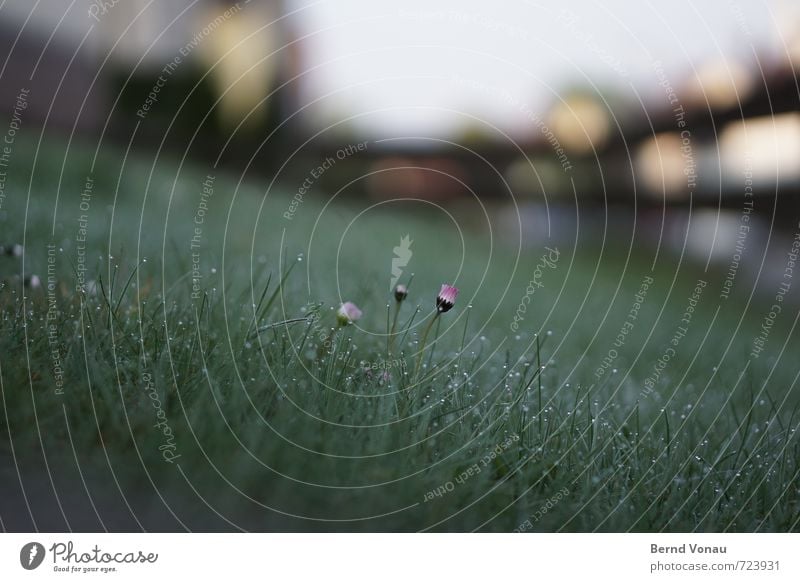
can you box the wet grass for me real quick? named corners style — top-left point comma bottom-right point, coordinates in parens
top-left (1, 133), bottom-right (798, 531)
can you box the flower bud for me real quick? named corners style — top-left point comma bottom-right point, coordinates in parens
top-left (394, 284), bottom-right (408, 302)
top-left (436, 284), bottom-right (458, 313)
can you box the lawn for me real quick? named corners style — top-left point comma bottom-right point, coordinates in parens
top-left (1, 132), bottom-right (798, 532)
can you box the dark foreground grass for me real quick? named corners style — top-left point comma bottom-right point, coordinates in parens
top-left (1, 133), bottom-right (799, 531)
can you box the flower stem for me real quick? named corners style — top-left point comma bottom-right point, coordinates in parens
top-left (414, 310), bottom-right (440, 381)
top-left (425, 315), bottom-right (442, 372)
top-left (388, 301), bottom-right (402, 354)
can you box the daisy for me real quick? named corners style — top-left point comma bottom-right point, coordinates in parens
top-left (415, 284), bottom-right (459, 380)
top-left (336, 301), bottom-right (362, 326)
top-left (388, 283), bottom-right (412, 355)
top-left (318, 301), bottom-right (362, 358)
top-left (436, 284), bottom-right (458, 313)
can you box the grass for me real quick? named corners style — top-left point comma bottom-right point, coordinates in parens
top-left (1, 132), bottom-right (799, 532)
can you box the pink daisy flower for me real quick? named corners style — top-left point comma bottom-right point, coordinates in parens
top-left (336, 301), bottom-right (363, 326)
top-left (436, 284), bottom-right (458, 313)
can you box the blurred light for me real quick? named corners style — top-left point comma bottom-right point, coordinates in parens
top-left (199, 3), bottom-right (280, 129)
top-left (775, 0), bottom-right (800, 70)
top-left (686, 59), bottom-right (754, 110)
top-left (547, 95), bottom-right (610, 155)
top-left (720, 113), bottom-right (800, 185)
top-left (635, 132), bottom-right (689, 198)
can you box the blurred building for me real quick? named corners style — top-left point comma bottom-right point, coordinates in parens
top-left (0, 0), bottom-right (798, 211)
top-left (0, 0), bottom-right (298, 169)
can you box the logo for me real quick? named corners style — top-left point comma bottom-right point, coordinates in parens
top-left (20, 542), bottom-right (45, 570)
top-left (390, 234), bottom-right (413, 289)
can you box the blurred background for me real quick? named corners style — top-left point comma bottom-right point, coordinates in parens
top-left (1, 0), bottom-right (799, 292)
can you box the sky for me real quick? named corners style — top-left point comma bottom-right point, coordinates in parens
top-left (286, 0), bottom-right (798, 139)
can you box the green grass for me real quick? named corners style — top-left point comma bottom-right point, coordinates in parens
top-left (1, 132), bottom-right (799, 531)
